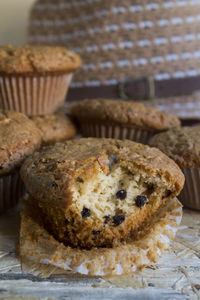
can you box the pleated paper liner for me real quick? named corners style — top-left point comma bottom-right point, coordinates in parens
top-left (0, 171), bottom-right (25, 215)
top-left (20, 198), bottom-right (182, 277)
top-left (80, 122), bottom-right (155, 144)
top-left (179, 168), bottom-right (200, 210)
top-left (0, 73), bottom-right (72, 116)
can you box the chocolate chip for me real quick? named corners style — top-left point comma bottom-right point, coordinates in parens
top-left (64, 218), bottom-right (70, 225)
top-left (166, 190), bottom-right (172, 196)
top-left (76, 177), bottom-right (84, 183)
top-left (147, 184), bottom-right (154, 192)
top-left (104, 215), bottom-right (110, 224)
top-left (113, 215), bottom-right (125, 226)
top-left (51, 181), bottom-right (58, 188)
top-left (116, 189), bottom-right (127, 200)
top-left (81, 207), bottom-right (91, 218)
top-left (136, 195), bottom-right (147, 207)
top-left (92, 230), bottom-right (100, 235)
top-left (162, 190), bottom-right (172, 199)
top-left (108, 154), bottom-right (118, 169)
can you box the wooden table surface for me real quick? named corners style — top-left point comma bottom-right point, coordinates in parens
top-left (0, 205), bottom-right (200, 300)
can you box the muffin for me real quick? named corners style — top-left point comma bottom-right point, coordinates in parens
top-left (31, 113), bottom-right (77, 144)
top-left (0, 110), bottom-right (41, 214)
top-left (71, 99), bottom-right (180, 144)
top-left (149, 126), bottom-right (200, 210)
top-left (0, 45), bottom-right (82, 116)
top-left (20, 196), bottom-right (182, 276)
top-left (20, 138), bottom-right (184, 249)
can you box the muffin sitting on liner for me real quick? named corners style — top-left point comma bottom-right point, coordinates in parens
top-left (20, 138), bottom-right (184, 249)
top-left (0, 110), bottom-right (41, 214)
top-left (20, 138), bottom-right (184, 275)
top-left (0, 45), bottom-right (82, 116)
top-left (71, 99), bottom-right (180, 144)
top-left (31, 113), bottom-right (77, 144)
top-left (149, 126), bottom-right (200, 210)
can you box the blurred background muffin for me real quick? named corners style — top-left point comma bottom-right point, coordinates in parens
top-left (0, 109), bottom-right (41, 214)
top-left (72, 98), bottom-right (180, 143)
top-left (149, 126), bottom-right (200, 210)
top-left (31, 113), bottom-right (77, 144)
top-left (0, 45), bottom-right (82, 116)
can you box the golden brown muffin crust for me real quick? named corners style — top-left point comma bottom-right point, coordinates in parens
top-left (0, 110), bottom-right (42, 176)
top-left (71, 99), bottom-right (180, 131)
top-left (21, 138), bottom-right (184, 206)
top-left (20, 138), bottom-right (184, 248)
top-left (0, 45), bottom-right (82, 75)
top-left (31, 113), bottom-right (76, 144)
top-left (149, 126), bottom-right (200, 168)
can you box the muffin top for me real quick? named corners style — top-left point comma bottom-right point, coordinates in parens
top-left (149, 126), bottom-right (200, 168)
top-left (31, 113), bottom-right (76, 144)
top-left (0, 110), bottom-right (42, 177)
top-left (0, 45), bottom-right (82, 75)
top-left (71, 99), bottom-right (180, 131)
top-left (21, 138), bottom-right (184, 206)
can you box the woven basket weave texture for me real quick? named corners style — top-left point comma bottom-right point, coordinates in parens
top-left (28, 0), bottom-right (200, 87)
top-left (28, 0), bottom-right (200, 118)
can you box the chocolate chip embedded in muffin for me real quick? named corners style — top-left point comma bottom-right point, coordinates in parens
top-left (113, 215), bottom-right (125, 226)
top-left (136, 195), bottom-right (147, 207)
top-left (116, 189), bottom-right (127, 200)
top-left (92, 230), bottom-right (101, 235)
top-left (81, 207), bottom-right (91, 218)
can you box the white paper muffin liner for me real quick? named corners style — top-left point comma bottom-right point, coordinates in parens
top-left (80, 122), bottom-right (155, 144)
top-left (0, 171), bottom-right (25, 214)
top-left (20, 198), bottom-right (182, 277)
top-left (179, 168), bottom-right (200, 210)
top-left (0, 73), bottom-right (72, 116)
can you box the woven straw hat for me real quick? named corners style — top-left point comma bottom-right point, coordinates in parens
top-left (28, 0), bottom-right (200, 119)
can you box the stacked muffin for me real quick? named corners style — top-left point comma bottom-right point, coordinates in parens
top-left (0, 45), bottom-right (81, 213)
top-left (0, 110), bottom-right (41, 214)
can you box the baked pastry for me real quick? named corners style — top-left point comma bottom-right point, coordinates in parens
top-left (71, 99), bottom-right (180, 144)
top-left (0, 110), bottom-right (41, 214)
top-left (0, 45), bottom-right (82, 116)
top-left (20, 197), bottom-right (182, 276)
top-left (31, 113), bottom-right (76, 144)
top-left (149, 126), bottom-right (200, 210)
top-left (20, 138), bottom-right (184, 248)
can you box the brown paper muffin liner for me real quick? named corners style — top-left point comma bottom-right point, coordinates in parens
top-left (80, 122), bottom-right (154, 144)
top-left (20, 198), bottom-right (182, 277)
top-left (0, 171), bottom-right (25, 215)
top-left (0, 73), bottom-right (72, 116)
top-left (179, 168), bottom-right (200, 210)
